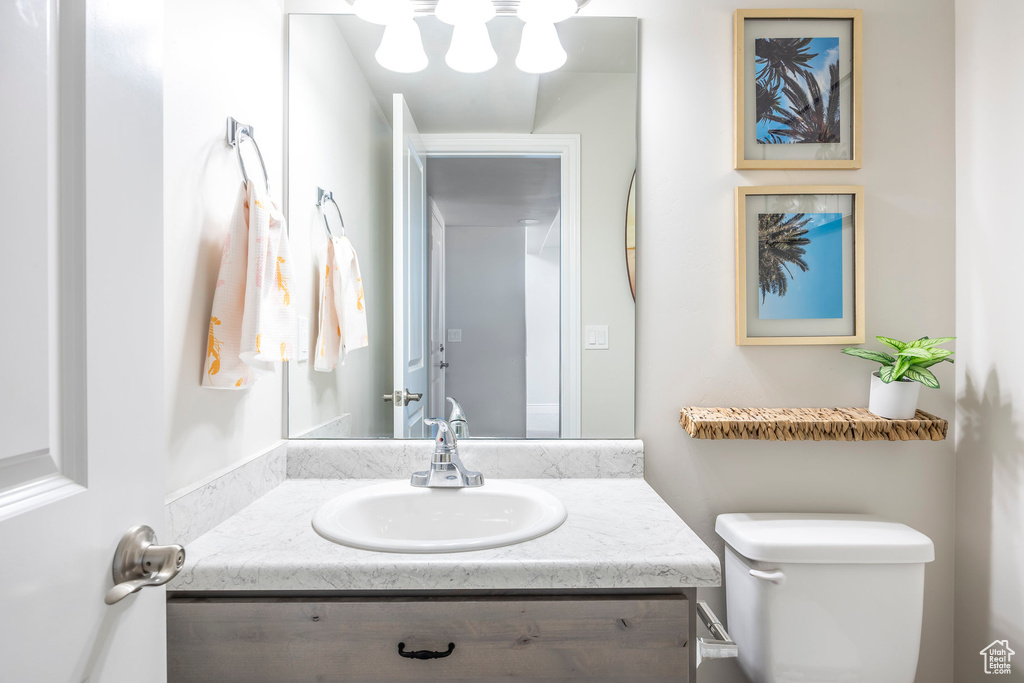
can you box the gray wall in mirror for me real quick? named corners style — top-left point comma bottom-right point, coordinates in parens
top-left (286, 13), bottom-right (637, 439)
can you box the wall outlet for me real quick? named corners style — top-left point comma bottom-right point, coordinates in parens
top-left (297, 317), bottom-right (309, 362)
top-left (584, 325), bottom-right (609, 350)
top-left (447, 329), bottom-right (462, 343)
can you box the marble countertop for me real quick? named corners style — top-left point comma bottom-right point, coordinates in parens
top-left (169, 478), bottom-right (722, 592)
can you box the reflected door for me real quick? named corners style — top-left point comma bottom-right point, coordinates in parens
top-left (392, 95), bottom-right (428, 438)
top-left (428, 198), bottom-right (446, 419)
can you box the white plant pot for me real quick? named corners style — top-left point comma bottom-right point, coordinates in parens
top-left (867, 371), bottom-right (921, 420)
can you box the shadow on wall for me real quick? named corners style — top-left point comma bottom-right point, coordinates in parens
top-left (170, 144), bottom-right (252, 450)
top-left (957, 369), bottom-right (1024, 656)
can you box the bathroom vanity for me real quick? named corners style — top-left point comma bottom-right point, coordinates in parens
top-left (169, 594), bottom-right (690, 681)
top-left (164, 443), bottom-right (722, 682)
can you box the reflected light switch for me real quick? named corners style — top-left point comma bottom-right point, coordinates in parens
top-left (447, 329), bottom-right (462, 343)
top-left (584, 325), bottom-right (609, 350)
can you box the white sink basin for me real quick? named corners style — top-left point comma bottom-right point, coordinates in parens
top-left (312, 481), bottom-right (568, 553)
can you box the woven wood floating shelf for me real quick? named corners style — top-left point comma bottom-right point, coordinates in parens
top-left (679, 407), bottom-right (948, 442)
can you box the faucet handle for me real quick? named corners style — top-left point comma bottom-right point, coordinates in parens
top-left (424, 418), bottom-right (456, 450)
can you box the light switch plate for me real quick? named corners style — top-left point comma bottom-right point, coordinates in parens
top-left (447, 329), bottom-right (462, 343)
top-left (297, 317), bottom-right (309, 362)
top-left (584, 325), bottom-right (609, 350)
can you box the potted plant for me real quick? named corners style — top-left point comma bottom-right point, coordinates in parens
top-left (841, 336), bottom-right (955, 419)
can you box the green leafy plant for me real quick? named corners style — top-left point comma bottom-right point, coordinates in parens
top-left (841, 336), bottom-right (955, 389)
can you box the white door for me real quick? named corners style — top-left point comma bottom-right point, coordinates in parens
top-left (0, 1), bottom-right (166, 681)
top-left (427, 197), bottom-right (447, 420)
top-left (392, 94), bottom-right (429, 438)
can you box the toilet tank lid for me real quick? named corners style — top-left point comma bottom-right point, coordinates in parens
top-left (715, 513), bottom-right (935, 564)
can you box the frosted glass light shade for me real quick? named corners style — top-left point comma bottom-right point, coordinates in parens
top-left (446, 23), bottom-right (497, 73)
top-left (517, 0), bottom-right (577, 24)
top-left (435, 0), bottom-right (496, 25)
top-left (353, 0), bottom-right (413, 25)
top-left (516, 22), bottom-right (567, 74)
top-left (375, 19), bottom-right (428, 73)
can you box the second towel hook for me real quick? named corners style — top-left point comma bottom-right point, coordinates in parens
top-left (318, 187), bottom-right (345, 239)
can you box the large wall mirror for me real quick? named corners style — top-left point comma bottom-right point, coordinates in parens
top-left (286, 13), bottom-right (637, 439)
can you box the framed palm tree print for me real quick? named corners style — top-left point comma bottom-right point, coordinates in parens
top-left (735, 186), bottom-right (865, 345)
top-left (735, 9), bottom-right (863, 170)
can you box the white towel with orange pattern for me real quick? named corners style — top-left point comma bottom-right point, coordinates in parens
top-left (314, 234), bottom-right (368, 371)
top-left (203, 181), bottom-right (297, 389)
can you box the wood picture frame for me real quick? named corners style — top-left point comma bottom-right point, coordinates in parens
top-left (734, 9), bottom-right (863, 170)
top-left (736, 185), bottom-right (865, 345)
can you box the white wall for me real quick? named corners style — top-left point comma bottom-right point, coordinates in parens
top-left (533, 71), bottom-right (637, 439)
top-left (164, 0), bottom-right (286, 495)
top-left (287, 16), bottom-right (393, 439)
top-left (955, 1), bottom-right (1024, 680)
top-left (578, 1), bottom-right (957, 681)
top-left (445, 226), bottom-right (527, 437)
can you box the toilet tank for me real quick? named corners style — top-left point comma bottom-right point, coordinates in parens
top-left (716, 513), bottom-right (935, 683)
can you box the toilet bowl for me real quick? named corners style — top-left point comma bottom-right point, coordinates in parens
top-left (716, 513), bottom-right (935, 683)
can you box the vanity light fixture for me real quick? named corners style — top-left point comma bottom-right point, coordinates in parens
top-left (515, 21), bottom-right (567, 74)
top-left (347, 0), bottom-right (589, 74)
top-left (375, 18), bottom-right (430, 73)
top-left (356, 0), bottom-right (429, 73)
top-left (515, 0), bottom-right (574, 74)
top-left (435, 0), bottom-right (498, 73)
top-left (446, 22), bottom-right (499, 73)
top-left (435, 0), bottom-right (496, 25)
top-left (353, 0), bottom-right (414, 25)
top-left (516, 0), bottom-right (577, 24)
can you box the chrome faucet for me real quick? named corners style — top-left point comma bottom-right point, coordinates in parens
top-left (447, 397), bottom-right (470, 439)
top-left (411, 418), bottom-right (484, 488)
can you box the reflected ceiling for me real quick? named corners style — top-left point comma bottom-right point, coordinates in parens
top-left (427, 157), bottom-right (560, 228)
top-left (332, 15), bottom-right (637, 132)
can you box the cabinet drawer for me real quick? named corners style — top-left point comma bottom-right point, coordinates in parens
top-left (168, 595), bottom-right (688, 682)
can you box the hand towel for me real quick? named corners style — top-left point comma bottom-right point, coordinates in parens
top-left (314, 234), bottom-right (369, 371)
top-left (204, 181), bottom-right (297, 389)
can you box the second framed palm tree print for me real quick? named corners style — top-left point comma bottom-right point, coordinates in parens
top-left (735, 186), bottom-right (865, 346)
top-left (735, 10), bottom-right (862, 169)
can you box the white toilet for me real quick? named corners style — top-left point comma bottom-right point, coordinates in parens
top-left (716, 513), bottom-right (935, 683)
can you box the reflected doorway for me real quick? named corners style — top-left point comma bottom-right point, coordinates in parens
top-left (426, 157), bottom-right (562, 438)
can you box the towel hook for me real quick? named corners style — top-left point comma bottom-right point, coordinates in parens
top-left (226, 117), bottom-right (270, 195)
top-left (317, 187), bottom-right (346, 238)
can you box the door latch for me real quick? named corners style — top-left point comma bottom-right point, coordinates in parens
top-left (104, 525), bottom-right (185, 605)
top-left (382, 389), bottom-right (424, 406)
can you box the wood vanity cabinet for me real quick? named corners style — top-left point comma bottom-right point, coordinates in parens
top-left (167, 593), bottom-right (693, 682)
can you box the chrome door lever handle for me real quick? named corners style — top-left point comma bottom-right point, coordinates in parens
top-left (105, 578), bottom-right (162, 606)
top-left (104, 525), bottom-right (185, 605)
top-left (384, 389), bottom-right (423, 406)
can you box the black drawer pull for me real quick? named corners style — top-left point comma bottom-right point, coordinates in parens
top-left (397, 642), bottom-right (455, 660)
